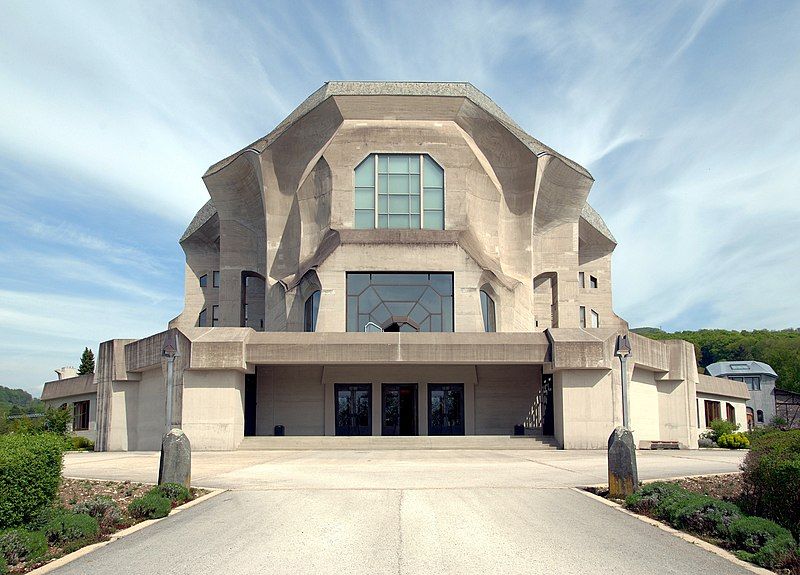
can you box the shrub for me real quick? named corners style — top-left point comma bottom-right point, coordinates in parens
top-left (43, 510), bottom-right (99, 544)
top-left (729, 516), bottom-right (796, 569)
top-left (0, 528), bottom-right (48, 565)
top-left (151, 483), bottom-right (190, 504)
top-left (69, 436), bottom-right (94, 451)
top-left (72, 497), bottom-right (121, 530)
top-left (698, 436), bottom-right (716, 448)
top-left (0, 555), bottom-right (6, 575)
top-left (740, 429), bottom-right (800, 538)
top-left (0, 434), bottom-right (63, 528)
top-left (707, 419), bottom-right (739, 443)
top-left (127, 494), bottom-right (172, 520)
top-left (624, 481), bottom-right (684, 513)
top-left (655, 491), bottom-right (741, 537)
top-left (717, 433), bottom-right (750, 449)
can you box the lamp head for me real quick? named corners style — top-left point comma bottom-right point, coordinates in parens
top-left (161, 330), bottom-right (179, 358)
top-left (616, 334), bottom-right (632, 358)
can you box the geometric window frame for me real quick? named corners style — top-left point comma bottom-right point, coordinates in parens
top-left (354, 153), bottom-right (445, 230)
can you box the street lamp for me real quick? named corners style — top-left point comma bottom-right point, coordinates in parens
top-left (161, 330), bottom-right (179, 431)
top-left (616, 334), bottom-right (632, 429)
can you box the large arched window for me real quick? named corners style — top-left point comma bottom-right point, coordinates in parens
top-left (354, 154), bottom-right (444, 230)
top-left (304, 290), bottom-right (320, 332)
top-left (480, 290), bottom-right (496, 332)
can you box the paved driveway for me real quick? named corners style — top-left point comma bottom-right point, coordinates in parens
top-left (54, 449), bottom-right (751, 575)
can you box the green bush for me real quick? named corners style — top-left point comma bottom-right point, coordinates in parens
top-left (729, 516), bottom-right (796, 569)
top-left (624, 481), bottom-right (684, 514)
top-left (0, 554), bottom-right (7, 575)
top-left (0, 528), bottom-right (48, 565)
top-left (717, 433), bottom-right (750, 449)
top-left (707, 419), bottom-right (739, 443)
top-left (69, 436), bottom-right (94, 451)
top-left (72, 496), bottom-right (121, 530)
top-left (655, 491), bottom-right (742, 537)
top-left (127, 493), bottom-right (172, 520)
top-left (741, 429), bottom-right (800, 538)
top-left (0, 434), bottom-right (63, 528)
top-left (43, 510), bottom-right (99, 544)
top-left (151, 483), bottom-right (190, 504)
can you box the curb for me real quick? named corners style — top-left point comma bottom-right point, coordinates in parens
top-left (26, 489), bottom-right (226, 575)
top-left (573, 488), bottom-right (773, 575)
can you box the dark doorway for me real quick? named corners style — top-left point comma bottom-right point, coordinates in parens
top-left (335, 384), bottom-right (372, 436)
top-left (428, 384), bottom-right (464, 435)
top-left (382, 384), bottom-right (418, 436)
top-left (542, 374), bottom-right (554, 436)
top-left (244, 373), bottom-right (257, 436)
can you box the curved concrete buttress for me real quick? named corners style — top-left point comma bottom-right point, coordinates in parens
top-left (202, 151), bottom-right (266, 327)
top-left (533, 155), bottom-right (594, 235)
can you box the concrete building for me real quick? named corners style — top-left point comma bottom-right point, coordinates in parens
top-left (41, 82), bottom-right (749, 451)
top-left (707, 360), bottom-right (778, 429)
top-left (41, 367), bottom-right (97, 442)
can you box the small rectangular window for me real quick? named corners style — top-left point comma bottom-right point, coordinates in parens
top-left (590, 309), bottom-right (599, 328)
top-left (212, 305), bottom-right (219, 327)
top-left (579, 306), bottom-right (586, 328)
top-left (199, 274), bottom-right (208, 287)
top-left (198, 308), bottom-right (207, 327)
top-left (590, 275), bottom-right (598, 289)
top-left (73, 400), bottom-right (90, 431)
top-left (578, 272), bottom-right (585, 288)
top-left (704, 400), bottom-right (721, 426)
top-left (213, 271), bottom-right (220, 288)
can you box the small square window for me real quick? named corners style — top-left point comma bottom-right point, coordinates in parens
top-left (578, 272), bottom-right (585, 288)
top-left (213, 271), bottom-right (220, 288)
top-left (212, 305), bottom-right (219, 326)
top-left (590, 276), bottom-right (598, 289)
top-left (199, 274), bottom-right (208, 288)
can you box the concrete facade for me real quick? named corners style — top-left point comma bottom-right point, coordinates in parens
top-left (40, 82), bottom-right (749, 451)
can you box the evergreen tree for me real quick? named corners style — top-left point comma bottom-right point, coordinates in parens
top-left (77, 347), bottom-right (95, 375)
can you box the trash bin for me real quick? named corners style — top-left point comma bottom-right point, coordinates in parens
top-left (274, 425), bottom-right (285, 436)
top-left (513, 424), bottom-right (525, 436)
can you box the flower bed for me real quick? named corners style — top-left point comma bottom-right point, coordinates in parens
top-left (1, 478), bottom-right (208, 574)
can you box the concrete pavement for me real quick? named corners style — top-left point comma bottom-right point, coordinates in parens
top-left (52, 449), bottom-right (751, 574)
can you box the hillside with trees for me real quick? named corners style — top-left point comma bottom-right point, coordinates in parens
top-left (632, 328), bottom-right (800, 393)
top-left (0, 385), bottom-right (44, 416)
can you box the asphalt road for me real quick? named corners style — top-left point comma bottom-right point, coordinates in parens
top-left (52, 449), bottom-right (752, 575)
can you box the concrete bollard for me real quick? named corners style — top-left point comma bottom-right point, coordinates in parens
top-left (608, 426), bottom-right (638, 498)
top-left (158, 428), bottom-right (191, 488)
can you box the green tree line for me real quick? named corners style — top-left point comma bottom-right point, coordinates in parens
top-left (632, 328), bottom-right (800, 393)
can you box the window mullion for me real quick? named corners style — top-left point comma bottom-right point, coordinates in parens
top-left (419, 154), bottom-right (424, 229)
top-left (374, 154), bottom-right (378, 228)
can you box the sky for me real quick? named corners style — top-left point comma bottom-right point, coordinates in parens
top-left (1, 0), bottom-right (799, 395)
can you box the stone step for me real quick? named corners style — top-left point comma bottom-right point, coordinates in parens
top-left (237, 435), bottom-right (560, 451)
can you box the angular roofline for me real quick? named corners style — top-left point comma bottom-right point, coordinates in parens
top-left (706, 360), bottom-right (778, 378)
top-left (203, 81), bottom-right (592, 180)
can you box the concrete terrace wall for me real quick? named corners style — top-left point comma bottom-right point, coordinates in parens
top-left (182, 370), bottom-right (245, 450)
top-left (474, 365), bottom-right (541, 434)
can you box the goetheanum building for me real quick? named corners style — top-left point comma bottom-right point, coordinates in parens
top-left (42, 82), bottom-right (749, 450)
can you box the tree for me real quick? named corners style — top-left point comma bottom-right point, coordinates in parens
top-left (77, 347), bottom-right (95, 375)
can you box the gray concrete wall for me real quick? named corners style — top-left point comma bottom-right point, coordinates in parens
top-left (474, 365), bottom-right (541, 434)
top-left (182, 370), bottom-right (245, 450)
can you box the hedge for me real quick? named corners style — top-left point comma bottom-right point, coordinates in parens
top-left (741, 430), bottom-right (800, 538)
top-left (0, 434), bottom-right (63, 529)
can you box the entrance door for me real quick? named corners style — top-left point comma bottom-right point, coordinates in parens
top-left (428, 384), bottom-right (465, 435)
top-left (382, 384), bottom-right (418, 436)
top-left (244, 373), bottom-right (257, 436)
top-left (335, 384), bottom-right (372, 436)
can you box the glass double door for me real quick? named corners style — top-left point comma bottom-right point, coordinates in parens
top-left (382, 384), bottom-right (418, 436)
top-left (428, 384), bottom-right (465, 435)
top-left (335, 384), bottom-right (371, 436)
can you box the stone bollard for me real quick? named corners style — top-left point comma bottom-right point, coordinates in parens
top-left (158, 428), bottom-right (191, 488)
top-left (608, 426), bottom-right (638, 498)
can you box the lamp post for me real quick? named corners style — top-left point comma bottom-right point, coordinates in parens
top-left (616, 334), bottom-right (633, 429)
top-left (608, 333), bottom-right (638, 498)
top-left (158, 330), bottom-right (191, 488)
top-left (162, 331), bottom-right (179, 431)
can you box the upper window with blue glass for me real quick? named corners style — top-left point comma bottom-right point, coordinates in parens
top-left (354, 154), bottom-right (444, 230)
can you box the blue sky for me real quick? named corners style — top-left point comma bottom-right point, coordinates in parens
top-left (1, 1), bottom-right (799, 395)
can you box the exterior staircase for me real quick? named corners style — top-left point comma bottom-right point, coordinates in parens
top-left (237, 434), bottom-right (560, 450)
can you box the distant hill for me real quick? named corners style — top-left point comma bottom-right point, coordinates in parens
top-left (0, 385), bottom-right (44, 416)
top-left (631, 328), bottom-right (800, 393)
